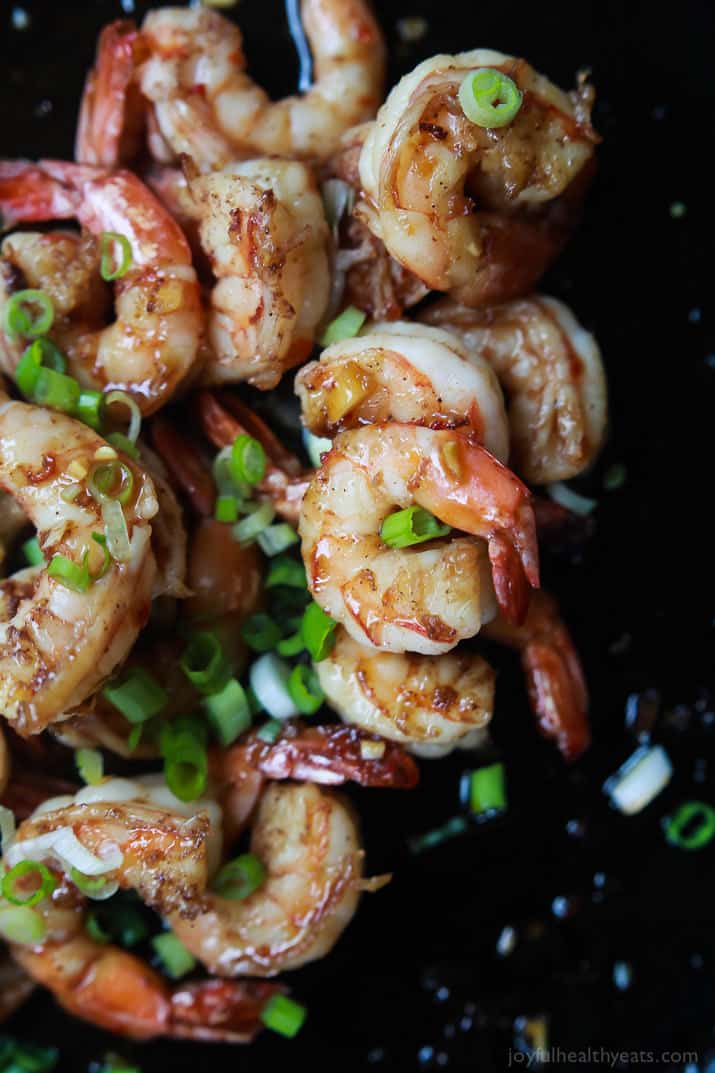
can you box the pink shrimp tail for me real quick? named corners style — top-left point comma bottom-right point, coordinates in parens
top-left (75, 20), bottom-right (143, 167)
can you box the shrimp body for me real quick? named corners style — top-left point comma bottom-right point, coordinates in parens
top-left (138, 0), bottom-right (385, 168)
top-left (299, 423), bottom-right (538, 652)
top-left (318, 626), bottom-right (494, 754)
top-left (171, 782), bottom-right (367, 976)
top-left (421, 295), bottom-right (607, 483)
top-left (0, 399), bottom-right (157, 735)
top-left (296, 321), bottom-right (509, 460)
top-left (0, 160), bottom-right (202, 414)
top-left (189, 160), bottom-right (330, 389)
top-left (358, 50), bottom-right (597, 306)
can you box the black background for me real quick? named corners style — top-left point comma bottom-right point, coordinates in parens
top-left (2, 1), bottom-right (713, 1070)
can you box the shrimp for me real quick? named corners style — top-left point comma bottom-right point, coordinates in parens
top-left (0, 950), bottom-right (35, 1022)
top-left (170, 781), bottom-right (379, 976)
top-left (0, 398), bottom-right (158, 735)
top-left (3, 779), bottom-right (281, 1040)
top-left (138, 0), bottom-right (385, 168)
top-left (357, 51), bottom-right (598, 306)
top-left (187, 159), bottom-right (330, 390)
top-left (421, 295), bottom-right (608, 483)
top-left (483, 589), bottom-right (590, 760)
top-left (296, 320), bottom-right (509, 461)
top-left (299, 423), bottom-right (538, 652)
top-left (0, 160), bottom-right (203, 414)
top-left (317, 626), bottom-right (494, 756)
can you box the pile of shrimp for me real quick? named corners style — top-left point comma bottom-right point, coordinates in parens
top-left (0, 0), bottom-right (606, 1047)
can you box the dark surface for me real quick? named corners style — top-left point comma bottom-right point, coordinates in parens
top-left (2, 1), bottom-right (713, 1070)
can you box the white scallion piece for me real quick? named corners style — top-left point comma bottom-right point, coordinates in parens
top-left (249, 653), bottom-right (299, 721)
top-left (603, 744), bottom-right (673, 815)
top-left (547, 481), bottom-right (597, 516)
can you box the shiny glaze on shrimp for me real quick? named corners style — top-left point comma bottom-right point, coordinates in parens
top-left (138, 0), bottom-right (385, 168)
top-left (317, 626), bottom-right (494, 756)
top-left (483, 589), bottom-right (590, 760)
top-left (188, 160), bottom-right (330, 390)
top-left (296, 320), bottom-right (509, 460)
top-left (0, 160), bottom-right (202, 414)
top-left (171, 781), bottom-right (376, 977)
top-left (358, 50), bottom-right (598, 306)
top-left (299, 423), bottom-right (539, 652)
top-left (0, 399), bottom-right (157, 735)
top-left (421, 295), bottom-right (607, 483)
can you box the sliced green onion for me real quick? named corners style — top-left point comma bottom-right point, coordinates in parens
top-left (265, 556), bottom-right (307, 590)
top-left (3, 288), bottom-right (54, 340)
top-left (301, 601), bottom-right (337, 662)
top-left (203, 677), bottom-right (252, 746)
top-left (260, 993), bottom-right (307, 1038)
top-left (22, 536), bottom-right (44, 566)
top-left (89, 532), bottom-right (111, 581)
top-left (100, 232), bottom-right (133, 281)
top-left (60, 483), bottom-right (82, 504)
top-left (33, 366), bottom-right (80, 414)
top-left (103, 667), bottom-right (168, 723)
top-left (162, 731), bottom-right (208, 803)
top-left (408, 816), bottom-right (469, 855)
top-left (662, 801), bottom-right (715, 851)
top-left (47, 552), bottom-right (90, 592)
top-left (547, 481), bottom-right (597, 516)
top-left (152, 931), bottom-right (196, 979)
top-left (126, 724), bottom-right (144, 753)
top-left (257, 523), bottom-right (299, 557)
top-left (85, 910), bottom-right (112, 944)
top-left (249, 653), bottom-right (298, 720)
top-left (212, 853), bottom-right (266, 901)
top-left (463, 763), bottom-right (507, 816)
top-left (603, 744), bottom-right (672, 815)
top-left (257, 718), bottom-right (283, 743)
top-left (232, 501), bottom-right (275, 545)
top-left (106, 432), bottom-right (141, 460)
top-left (181, 631), bottom-right (231, 695)
top-left (302, 428), bottom-right (332, 469)
top-left (0, 904), bottom-right (47, 945)
top-left (1, 860), bottom-right (56, 907)
top-left (76, 747), bottom-right (103, 786)
top-left (287, 664), bottom-right (324, 715)
top-left (70, 867), bottom-right (118, 900)
top-left (241, 613), bottom-right (282, 653)
top-left (77, 389), bottom-right (104, 431)
top-left (212, 445), bottom-right (251, 499)
top-left (458, 68), bottom-right (523, 128)
top-left (90, 897), bottom-right (149, 949)
top-left (104, 389), bottom-right (142, 445)
top-left (16, 338), bottom-right (66, 398)
top-left (230, 434), bottom-right (266, 486)
top-left (215, 494), bottom-right (239, 523)
top-left (101, 498), bottom-right (131, 562)
top-left (320, 305), bottom-right (366, 347)
top-left (95, 1054), bottom-right (141, 1073)
top-left (276, 632), bottom-right (306, 657)
top-left (89, 460), bottom-right (134, 505)
top-left (0, 805), bottom-right (15, 852)
top-left (380, 506), bottom-right (451, 549)
top-left (0, 1037), bottom-right (58, 1071)
top-left (603, 463), bottom-right (627, 491)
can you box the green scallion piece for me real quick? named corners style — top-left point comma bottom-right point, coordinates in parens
top-left (22, 536), bottom-right (44, 566)
top-left (106, 432), bottom-right (140, 460)
top-left (0, 1036), bottom-right (58, 1071)
top-left (257, 718), bottom-right (283, 743)
top-left (276, 632), bottom-right (306, 658)
top-left (230, 433), bottom-right (266, 486)
top-left (320, 305), bottom-right (366, 347)
top-left (380, 505), bottom-right (451, 549)
top-left (181, 631), bottom-right (231, 695)
top-left (257, 523), bottom-right (299, 557)
top-left (33, 365), bottom-right (81, 414)
top-left (95, 1053), bottom-right (141, 1073)
top-left (70, 868), bottom-right (116, 900)
top-left (3, 288), bottom-right (54, 340)
top-left (85, 910), bottom-right (112, 945)
top-left (203, 677), bottom-right (251, 746)
top-left (662, 800), bottom-right (715, 851)
top-left (301, 601), bottom-right (337, 662)
top-left (215, 494), bottom-right (239, 523)
top-left (464, 762), bottom-right (507, 816)
top-left (152, 931), bottom-right (196, 979)
top-left (15, 338), bottom-right (66, 398)
top-left (603, 463), bottom-right (627, 491)
top-left (241, 613), bottom-right (282, 653)
top-left (265, 556), bottom-right (307, 590)
top-left (162, 730), bottom-right (208, 803)
top-left (287, 664), bottom-right (324, 715)
top-left (88, 460), bottom-right (134, 505)
top-left (103, 667), bottom-right (168, 723)
top-left (100, 232), bottom-right (133, 282)
top-left (212, 853), bottom-right (266, 901)
top-left (77, 389), bottom-right (104, 431)
top-left (232, 501), bottom-right (275, 545)
top-left (88, 897), bottom-right (149, 949)
top-left (458, 67), bottom-right (523, 128)
top-left (0, 904), bottom-right (47, 945)
top-left (1, 860), bottom-right (56, 908)
top-left (260, 993), bottom-right (307, 1038)
top-left (76, 747), bottom-right (103, 786)
top-left (408, 816), bottom-right (469, 855)
top-left (47, 552), bottom-right (90, 593)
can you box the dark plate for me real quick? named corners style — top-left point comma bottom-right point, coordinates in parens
top-left (2, 2), bottom-right (713, 1070)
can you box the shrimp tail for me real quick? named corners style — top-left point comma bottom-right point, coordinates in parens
top-left (0, 160), bottom-right (78, 228)
top-left (151, 412), bottom-right (216, 517)
top-left (75, 20), bottom-right (145, 167)
top-left (522, 638), bottom-right (590, 761)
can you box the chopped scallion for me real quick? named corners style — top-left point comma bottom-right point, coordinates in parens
top-left (287, 664), bottom-right (324, 715)
top-left (100, 232), bottom-right (133, 281)
top-left (181, 632), bottom-right (231, 695)
top-left (212, 853), bottom-right (266, 901)
top-left (257, 523), bottom-right (299, 557)
top-left (260, 993), bottom-right (307, 1038)
top-left (1, 860), bottom-right (56, 907)
top-left (230, 434), bottom-right (266, 486)
top-left (103, 667), bottom-right (168, 723)
top-left (320, 305), bottom-right (366, 347)
top-left (458, 67), bottom-right (523, 128)
top-left (76, 747), bottom-right (103, 786)
top-left (151, 931), bottom-right (196, 979)
top-left (3, 288), bottom-right (54, 339)
top-left (203, 677), bottom-right (251, 746)
top-left (301, 601), bottom-right (337, 662)
top-left (380, 506), bottom-right (451, 549)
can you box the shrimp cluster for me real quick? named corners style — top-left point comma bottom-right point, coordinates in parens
top-left (0, 0), bottom-right (605, 1051)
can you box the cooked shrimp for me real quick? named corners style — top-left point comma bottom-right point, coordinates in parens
top-left (0, 398), bottom-right (158, 735)
top-left (299, 423), bottom-right (538, 651)
top-left (421, 295), bottom-right (608, 483)
top-left (171, 781), bottom-right (377, 976)
top-left (188, 160), bottom-right (330, 390)
top-left (317, 626), bottom-right (494, 756)
top-left (0, 950), bottom-right (35, 1023)
top-left (483, 589), bottom-right (590, 760)
top-left (296, 321), bottom-right (509, 461)
top-left (358, 51), bottom-right (598, 306)
top-left (4, 778), bottom-right (281, 1040)
top-left (0, 160), bottom-right (202, 414)
top-left (138, 0), bottom-right (385, 168)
